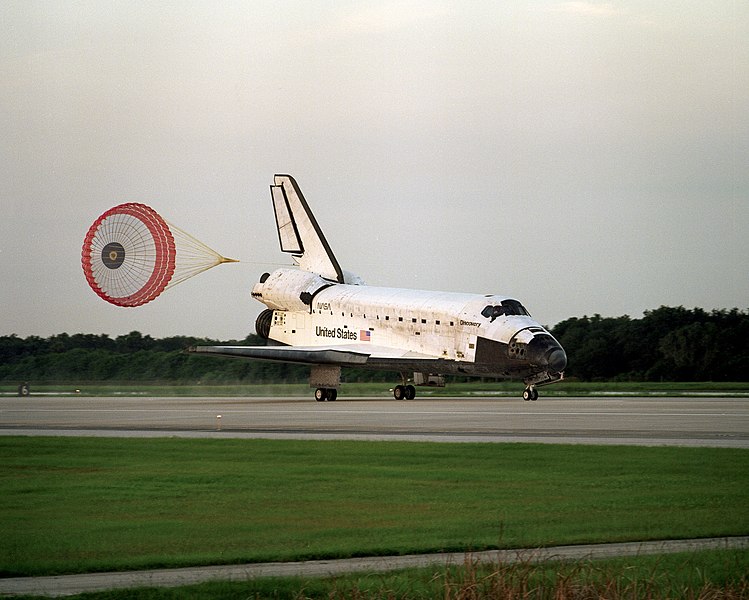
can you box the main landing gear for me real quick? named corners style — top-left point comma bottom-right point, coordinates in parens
top-left (522, 386), bottom-right (539, 401)
top-left (315, 388), bottom-right (337, 401)
top-left (393, 384), bottom-right (416, 400)
top-left (310, 365), bottom-right (340, 401)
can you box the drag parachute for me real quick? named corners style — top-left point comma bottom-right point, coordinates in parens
top-left (82, 203), bottom-right (237, 307)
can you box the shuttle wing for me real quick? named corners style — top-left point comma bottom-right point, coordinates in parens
top-left (189, 343), bottom-right (448, 372)
top-left (270, 174), bottom-right (344, 283)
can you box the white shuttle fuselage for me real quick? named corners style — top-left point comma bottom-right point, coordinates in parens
top-left (191, 175), bottom-right (566, 401)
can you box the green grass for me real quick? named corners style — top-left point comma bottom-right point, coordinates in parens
top-left (1, 437), bottom-right (747, 578)
top-left (3, 380), bottom-right (749, 397)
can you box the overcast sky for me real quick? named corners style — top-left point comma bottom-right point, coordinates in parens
top-left (2, 1), bottom-right (747, 340)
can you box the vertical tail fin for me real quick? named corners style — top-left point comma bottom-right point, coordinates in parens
top-left (270, 174), bottom-right (344, 283)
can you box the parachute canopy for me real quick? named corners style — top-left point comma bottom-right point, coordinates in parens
top-left (82, 203), bottom-right (236, 307)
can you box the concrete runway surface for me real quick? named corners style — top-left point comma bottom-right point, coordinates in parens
top-left (1, 537), bottom-right (746, 597)
top-left (1, 395), bottom-right (748, 447)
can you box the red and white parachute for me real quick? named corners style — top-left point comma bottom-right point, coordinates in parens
top-left (82, 203), bottom-right (236, 307)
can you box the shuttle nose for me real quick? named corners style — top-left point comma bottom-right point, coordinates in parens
top-left (547, 347), bottom-right (567, 372)
top-left (526, 336), bottom-right (567, 373)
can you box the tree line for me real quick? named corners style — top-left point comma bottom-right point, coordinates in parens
top-left (1, 306), bottom-right (747, 384)
top-left (552, 306), bottom-right (749, 381)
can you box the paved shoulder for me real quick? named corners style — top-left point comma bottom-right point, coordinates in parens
top-left (1, 537), bottom-right (746, 597)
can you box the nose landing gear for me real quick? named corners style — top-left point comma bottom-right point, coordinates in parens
top-left (522, 371), bottom-right (564, 400)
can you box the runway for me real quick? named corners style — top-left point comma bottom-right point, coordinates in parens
top-left (2, 396), bottom-right (748, 447)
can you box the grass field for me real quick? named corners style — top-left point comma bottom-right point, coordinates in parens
top-left (2, 380), bottom-right (749, 397)
top-left (2, 437), bottom-right (747, 579)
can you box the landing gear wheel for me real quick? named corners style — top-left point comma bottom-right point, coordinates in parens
top-left (315, 388), bottom-right (337, 402)
top-left (394, 385), bottom-right (405, 400)
top-left (405, 385), bottom-right (416, 400)
top-left (523, 387), bottom-right (539, 401)
top-left (531, 388), bottom-right (539, 401)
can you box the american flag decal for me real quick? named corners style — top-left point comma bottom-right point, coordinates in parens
top-left (360, 330), bottom-right (371, 341)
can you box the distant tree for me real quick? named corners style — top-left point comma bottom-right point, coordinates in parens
top-left (115, 331), bottom-right (155, 353)
top-left (659, 322), bottom-right (720, 380)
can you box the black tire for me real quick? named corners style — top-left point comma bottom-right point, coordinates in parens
top-left (315, 388), bottom-right (327, 402)
top-left (255, 309), bottom-right (274, 339)
top-left (405, 385), bottom-right (416, 400)
top-left (523, 388), bottom-right (531, 401)
top-left (394, 385), bottom-right (405, 400)
top-left (328, 389), bottom-right (337, 401)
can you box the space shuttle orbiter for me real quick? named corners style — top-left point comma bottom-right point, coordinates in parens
top-left (190, 175), bottom-right (566, 401)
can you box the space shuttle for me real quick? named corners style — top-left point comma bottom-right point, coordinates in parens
top-left (190, 175), bottom-right (566, 401)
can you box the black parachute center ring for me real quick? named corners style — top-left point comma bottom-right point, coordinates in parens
top-left (101, 242), bottom-right (126, 270)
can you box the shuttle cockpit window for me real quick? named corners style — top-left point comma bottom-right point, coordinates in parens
top-left (481, 300), bottom-right (530, 322)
